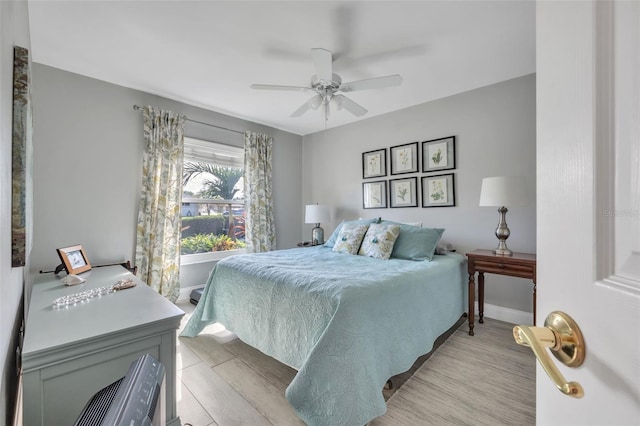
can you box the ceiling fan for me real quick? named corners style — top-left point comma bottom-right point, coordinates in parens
top-left (250, 48), bottom-right (402, 119)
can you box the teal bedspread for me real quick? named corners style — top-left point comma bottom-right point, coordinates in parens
top-left (181, 246), bottom-right (466, 425)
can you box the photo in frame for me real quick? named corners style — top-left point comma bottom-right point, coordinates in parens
top-left (362, 180), bottom-right (387, 209)
top-left (422, 173), bottom-right (456, 207)
top-left (422, 136), bottom-right (456, 172)
top-left (362, 148), bottom-right (387, 179)
top-left (57, 244), bottom-right (92, 274)
top-left (390, 177), bottom-right (418, 208)
top-left (390, 142), bottom-right (418, 175)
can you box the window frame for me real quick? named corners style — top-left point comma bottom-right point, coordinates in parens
top-left (180, 138), bottom-right (246, 264)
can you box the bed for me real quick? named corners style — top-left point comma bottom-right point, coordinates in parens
top-left (181, 244), bottom-right (466, 425)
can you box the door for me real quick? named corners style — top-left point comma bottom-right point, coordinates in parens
top-left (537, 1), bottom-right (640, 424)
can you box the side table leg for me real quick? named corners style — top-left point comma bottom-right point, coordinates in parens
top-left (478, 272), bottom-right (485, 324)
top-left (468, 273), bottom-right (475, 336)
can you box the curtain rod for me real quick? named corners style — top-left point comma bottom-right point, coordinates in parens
top-left (132, 105), bottom-right (243, 135)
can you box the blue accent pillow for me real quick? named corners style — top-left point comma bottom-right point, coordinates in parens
top-left (324, 218), bottom-right (380, 248)
top-left (382, 220), bottom-right (444, 261)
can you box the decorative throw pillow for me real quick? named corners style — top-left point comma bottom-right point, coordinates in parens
top-left (324, 218), bottom-right (379, 248)
top-left (358, 223), bottom-right (401, 260)
top-left (332, 223), bottom-right (370, 255)
top-left (391, 226), bottom-right (445, 261)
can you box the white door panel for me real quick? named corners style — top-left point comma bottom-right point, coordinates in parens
top-left (536, 1), bottom-right (640, 424)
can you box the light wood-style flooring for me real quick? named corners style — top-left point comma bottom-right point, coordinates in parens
top-left (176, 301), bottom-right (301, 426)
top-left (175, 301), bottom-right (535, 426)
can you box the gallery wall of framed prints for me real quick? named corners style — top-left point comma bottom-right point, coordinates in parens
top-left (361, 136), bottom-right (457, 209)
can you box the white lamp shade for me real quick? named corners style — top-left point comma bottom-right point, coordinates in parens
top-left (479, 176), bottom-right (529, 207)
top-left (305, 204), bottom-right (330, 224)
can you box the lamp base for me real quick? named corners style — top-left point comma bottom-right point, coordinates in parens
top-left (493, 246), bottom-right (513, 256)
top-left (311, 225), bottom-right (324, 246)
top-left (493, 206), bottom-right (513, 256)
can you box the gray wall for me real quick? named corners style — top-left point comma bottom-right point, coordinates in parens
top-left (30, 64), bottom-right (302, 289)
top-left (0, 1), bottom-right (31, 423)
top-left (302, 74), bottom-right (536, 313)
top-left (29, 62), bottom-right (535, 314)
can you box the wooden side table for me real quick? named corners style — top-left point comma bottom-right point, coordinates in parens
top-left (465, 249), bottom-right (536, 336)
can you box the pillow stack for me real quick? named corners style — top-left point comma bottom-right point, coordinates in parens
top-left (324, 218), bottom-right (445, 261)
top-left (324, 218), bottom-right (380, 248)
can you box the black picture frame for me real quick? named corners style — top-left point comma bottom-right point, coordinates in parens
top-left (422, 136), bottom-right (456, 172)
top-left (362, 180), bottom-right (388, 209)
top-left (390, 142), bottom-right (419, 175)
top-left (362, 148), bottom-right (387, 179)
top-left (422, 173), bottom-right (456, 207)
top-left (389, 177), bottom-right (418, 208)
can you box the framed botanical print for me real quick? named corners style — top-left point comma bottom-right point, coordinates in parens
top-left (363, 180), bottom-right (387, 209)
top-left (389, 177), bottom-right (418, 208)
top-left (422, 136), bottom-right (455, 172)
top-left (390, 142), bottom-right (418, 175)
top-left (362, 148), bottom-right (387, 179)
top-left (422, 173), bottom-right (456, 207)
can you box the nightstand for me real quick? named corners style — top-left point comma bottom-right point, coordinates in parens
top-left (297, 241), bottom-right (316, 247)
top-left (465, 249), bottom-right (536, 336)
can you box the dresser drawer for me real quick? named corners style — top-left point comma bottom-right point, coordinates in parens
top-left (474, 260), bottom-right (535, 278)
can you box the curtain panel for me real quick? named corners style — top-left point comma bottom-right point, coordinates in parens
top-left (244, 131), bottom-right (277, 252)
top-left (136, 106), bottom-right (186, 302)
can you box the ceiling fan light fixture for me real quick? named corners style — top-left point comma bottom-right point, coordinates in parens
top-left (310, 95), bottom-right (323, 110)
top-left (251, 48), bottom-right (402, 122)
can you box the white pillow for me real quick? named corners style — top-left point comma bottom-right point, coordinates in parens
top-left (402, 221), bottom-right (423, 228)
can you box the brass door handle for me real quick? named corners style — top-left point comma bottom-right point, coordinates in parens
top-left (513, 311), bottom-right (586, 398)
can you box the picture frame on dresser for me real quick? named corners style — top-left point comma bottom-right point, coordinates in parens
top-left (422, 136), bottom-right (455, 172)
top-left (57, 244), bottom-right (92, 274)
top-left (390, 142), bottom-right (419, 175)
top-left (390, 177), bottom-right (418, 208)
top-left (363, 180), bottom-right (388, 209)
top-left (362, 148), bottom-right (387, 179)
top-left (422, 173), bottom-right (456, 207)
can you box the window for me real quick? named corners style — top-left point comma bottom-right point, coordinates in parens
top-left (180, 137), bottom-right (245, 265)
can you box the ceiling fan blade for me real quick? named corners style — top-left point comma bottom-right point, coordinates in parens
top-left (333, 95), bottom-right (368, 117)
top-left (311, 48), bottom-right (333, 82)
top-left (339, 74), bottom-right (403, 92)
top-left (250, 84), bottom-right (312, 92)
top-left (291, 95), bottom-right (323, 117)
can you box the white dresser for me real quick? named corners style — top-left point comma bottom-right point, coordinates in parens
top-left (22, 266), bottom-right (184, 425)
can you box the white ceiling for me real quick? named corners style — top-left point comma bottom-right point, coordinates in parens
top-left (28, 1), bottom-right (535, 136)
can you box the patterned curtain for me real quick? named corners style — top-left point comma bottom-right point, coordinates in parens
top-left (244, 131), bottom-right (277, 252)
top-left (135, 106), bottom-right (186, 302)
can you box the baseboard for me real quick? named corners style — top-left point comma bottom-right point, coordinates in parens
top-left (477, 302), bottom-right (532, 325)
top-left (178, 285), bottom-right (204, 302)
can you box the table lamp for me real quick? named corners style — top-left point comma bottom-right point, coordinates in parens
top-left (479, 176), bottom-right (529, 256)
top-left (305, 204), bottom-right (330, 245)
